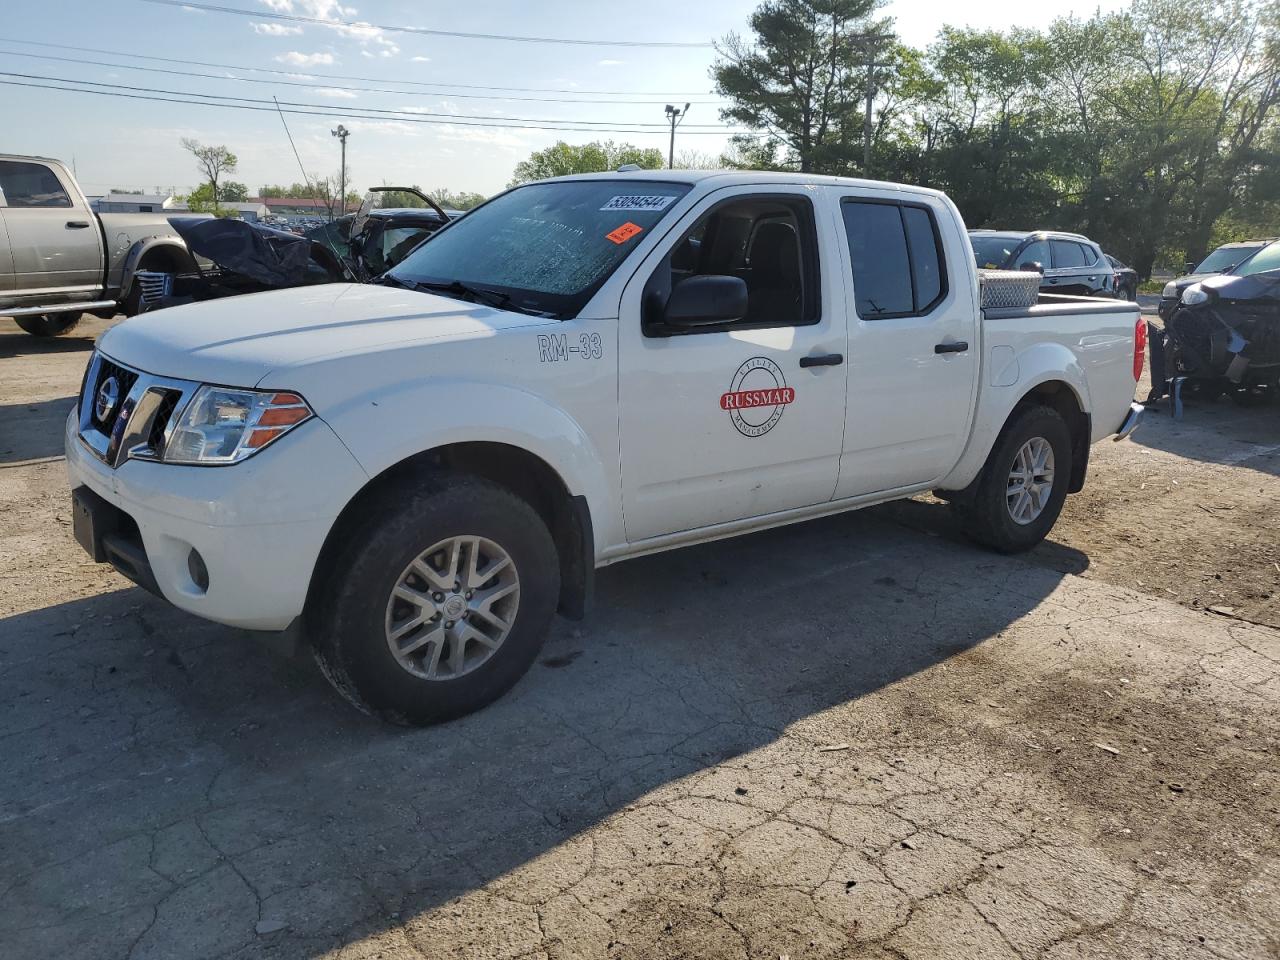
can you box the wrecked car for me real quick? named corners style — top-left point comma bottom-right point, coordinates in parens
top-left (1149, 263), bottom-right (1280, 408)
top-left (136, 187), bottom-right (455, 311)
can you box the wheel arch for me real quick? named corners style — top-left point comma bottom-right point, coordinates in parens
top-left (937, 374), bottom-right (1092, 500)
top-left (307, 441), bottom-right (594, 623)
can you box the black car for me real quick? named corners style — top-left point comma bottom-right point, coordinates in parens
top-left (969, 230), bottom-right (1116, 297)
top-left (1150, 262), bottom-right (1280, 406)
top-left (1157, 238), bottom-right (1277, 322)
top-left (1105, 254), bottom-right (1139, 301)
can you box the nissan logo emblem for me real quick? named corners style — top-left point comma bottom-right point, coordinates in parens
top-left (95, 376), bottom-right (120, 422)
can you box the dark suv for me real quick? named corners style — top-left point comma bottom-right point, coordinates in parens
top-left (969, 230), bottom-right (1115, 297)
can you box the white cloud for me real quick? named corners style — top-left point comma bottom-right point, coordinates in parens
top-left (597, 59), bottom-right (624, 67)
top-left (276, 51), bottom-right (335, 66)
top-left (258, 0), bottom-right (399, 57)
top-left (252, 22), bottom-right (303, 35)
top-left (314, 87), bottom-right (358, 98)
top-left (434, 124), bottom-right (530, 151)
top-left (411, 55), bottom-right (430, 62)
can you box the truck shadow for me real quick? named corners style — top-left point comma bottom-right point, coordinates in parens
top-left (0, 509), bottom-right (1085, 959)
top-left (0, 323), bottom-right (98, 360)
top-left (0, 396), bottom-right (77, 464)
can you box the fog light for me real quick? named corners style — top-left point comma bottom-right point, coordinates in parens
top-left (188, 548), bottom-right (210, 593)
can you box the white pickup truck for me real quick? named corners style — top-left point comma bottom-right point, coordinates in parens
top-left (66, 171), bottom-right (1144, 724)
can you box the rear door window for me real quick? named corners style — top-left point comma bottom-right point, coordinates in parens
top-left (0, 160), bottom-right (72, 208)
top-left (1050, 240), bottom-right (1087, 269)
top-left (842, 200), bottom-right (947, 319)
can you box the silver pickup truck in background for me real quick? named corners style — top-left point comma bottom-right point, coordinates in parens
top-left (0, 154), bottom-right (197, 336)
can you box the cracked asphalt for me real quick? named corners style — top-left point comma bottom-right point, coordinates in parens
top-left (1, 316), bottom-right (1278, 959)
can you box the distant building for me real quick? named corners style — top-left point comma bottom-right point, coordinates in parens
top-left (90, 192), bottom-right (268, 222)
top-left (95, 192), bottom-right (183, 214)
top-left (259, 197), bottom-right (333, 218)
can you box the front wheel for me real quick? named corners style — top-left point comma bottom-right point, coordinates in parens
top-left (310, 474), bottom-right (559, 725)
top-left (953, 404), bottom-right (1073, 553)
top-left (14, 312), bottom-right (83, 337)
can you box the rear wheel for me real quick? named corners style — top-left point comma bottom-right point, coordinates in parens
top-left (14, 312), bottom-right (83, 337)
top-left (310, 473), bottom-right (559, 725)
top-left (953, 404), bottom-right (1073, 553)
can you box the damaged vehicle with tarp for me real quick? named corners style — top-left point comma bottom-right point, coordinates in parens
top-left (135, 187), bottom-right (455, 311)
top-left (1149, 243), bottom-right (1280, 409)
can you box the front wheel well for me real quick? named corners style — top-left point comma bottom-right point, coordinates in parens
top-left (308, 443), bottom-right (593, 622)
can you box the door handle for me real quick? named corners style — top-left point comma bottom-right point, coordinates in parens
top-left (934, 341), bottom-right (969, 354)
top-left (799, 353), bottom-right (844, 368)
top-left (65, 220), bottom-right (90, 229)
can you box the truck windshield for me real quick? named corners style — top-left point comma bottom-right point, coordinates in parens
top-left (387, 179), bottom-right (692, 318)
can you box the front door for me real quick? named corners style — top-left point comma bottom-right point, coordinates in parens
top-left (0, 160), bottom-right (103, 298)
top-left (832, 191), bottom-right (979, 498)
top-left (617, 187), bottom-right (848, 542)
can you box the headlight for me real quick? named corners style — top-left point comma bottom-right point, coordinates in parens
top-left (1162, 281), bottom-right (1178, 298)
top-left (1181, 284), bottom-right (1213, 306)
top-left (164, 386), bottom-right (312, 465)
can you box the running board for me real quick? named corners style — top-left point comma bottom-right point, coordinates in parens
top-left (4, 300), bottom-right (116, 318)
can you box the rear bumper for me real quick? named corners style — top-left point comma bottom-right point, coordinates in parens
top-left (65, 410), bottom-right (366, 630)
top-left (1113, 402), bottom-right (1144, 441)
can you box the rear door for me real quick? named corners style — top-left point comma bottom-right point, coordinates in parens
top-left (1046, 239), bottom-right (1101, 296)
top-left (832, 190), bottom-right (979, 498)
top-left (0, 159), bottom-right (103, 298)
top-left (617, 185), bottom-right (848, 542)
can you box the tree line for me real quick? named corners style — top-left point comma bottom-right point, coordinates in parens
top-left (713, 0), bottom-right (1280, 278)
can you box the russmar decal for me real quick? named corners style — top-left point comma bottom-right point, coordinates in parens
top-left (719, 356), bottom-right (795, 438)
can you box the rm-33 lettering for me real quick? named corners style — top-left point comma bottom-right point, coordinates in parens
top-left (538, 333), bottom-right (603, 362)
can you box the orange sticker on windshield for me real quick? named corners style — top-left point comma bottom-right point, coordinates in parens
top-left (606, 222), bottom-right (643, 244)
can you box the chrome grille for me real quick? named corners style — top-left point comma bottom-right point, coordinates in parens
top-left (77, 352), bottom-right (197, 468)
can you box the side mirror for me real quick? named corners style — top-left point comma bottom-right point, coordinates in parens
top-left (663, 275), bottom-right (748, 328)
top-left (1018, 261), bottom-right (1044, 273)
top-left (1185, 261), bottom-right (1196, 274)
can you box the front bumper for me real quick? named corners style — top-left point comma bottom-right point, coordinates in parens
top-left (65, 411), bottom-right (367, 631)
top-left (1113, 402), bottom-right (1144, 441)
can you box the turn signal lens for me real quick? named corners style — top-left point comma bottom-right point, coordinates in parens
top-left (164, 386), bottom-right (313, 465)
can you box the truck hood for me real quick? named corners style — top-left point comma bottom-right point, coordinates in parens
top-left (100, 283), bottom-right (553, 386)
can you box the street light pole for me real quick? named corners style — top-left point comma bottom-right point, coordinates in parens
top-left (331, 124), bottom-right (349, 218)
top-left (665, 102), bottom-right (690, 169)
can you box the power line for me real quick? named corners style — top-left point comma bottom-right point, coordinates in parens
top-left (0, 47), bottom-right (727, 106)
top-left (139, 0), bottom-right (715, 48)
top-left (0, 37), bottom-right (718, 97)
top-left (0, 70), bottom-right (738, 129)
top-left (0, 77), bottom-right (755, 136)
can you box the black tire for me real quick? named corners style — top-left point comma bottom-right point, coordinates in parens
top-left (14, 312), bottom-right (83, 337)
top-left (953, 404), bottom-right (1073, 554)
top-left (310, 473), bottom-right (560, 725)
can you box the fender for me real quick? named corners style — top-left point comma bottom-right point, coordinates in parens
top-left (117, 236), bottom-right (196, 300)
top-left (314, 378), bottom-right (622, 555)
top-left (937, 340), bottom-right (1091, 492)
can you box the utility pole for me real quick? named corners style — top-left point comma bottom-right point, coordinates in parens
top-left (331, 124), bottom-right (349, 218)
top-left (665, 102), bottom-right (690, 169)
top-left (849, 34), bottom-right (893, 178)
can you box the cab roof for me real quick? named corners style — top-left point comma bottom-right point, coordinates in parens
top-left (538, 169), bottom-right (950, 202)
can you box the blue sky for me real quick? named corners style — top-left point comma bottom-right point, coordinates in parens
top-left (1, 0), bottom-right (1124, 198)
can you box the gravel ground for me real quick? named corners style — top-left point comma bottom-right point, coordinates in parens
top-left (1, 315), bottom-right (1277, 960)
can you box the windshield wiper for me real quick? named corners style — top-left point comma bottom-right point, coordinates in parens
top-left (392, 277), bottom-right (554, 317)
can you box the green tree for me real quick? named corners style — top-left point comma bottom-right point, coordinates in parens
top-left (433, 187), bottom-right (488, 209)
top-left (180, 138), bottom-right (238, 212)
top-left (713, 0), bottom-right (889, 173)
top-left (509, 141), bottom-right (663, 185)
